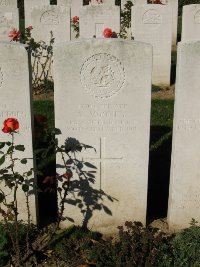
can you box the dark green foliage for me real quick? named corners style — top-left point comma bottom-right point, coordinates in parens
top-left (0, 223), bottom-right (9, 266)
top-left (50, 226), bottom-right (102, 266)
top-left (169, 220), bottom-right (200, 267)
top-left (87, 221), bottom-right (173, 267)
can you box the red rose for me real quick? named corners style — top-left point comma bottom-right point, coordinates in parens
top-left (26, 26), bottom-right (33, 30)
top-left (2, 118), bottom-right (19, 133)
top-left (103, 28), bottom-right (113, 38)
top-left (8, 28), bottom-right (21, 42)
top-left (72, 16), bottom-right (79, 23)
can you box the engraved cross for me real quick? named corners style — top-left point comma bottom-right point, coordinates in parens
top-left (86, 137), bottom-right (123, 189)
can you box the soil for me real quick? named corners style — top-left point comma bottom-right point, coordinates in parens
top-left (33, 85), bottom-right (175, 101)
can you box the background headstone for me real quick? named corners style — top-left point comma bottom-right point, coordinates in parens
top-left (24, 0), bottom-right (49, 28)
top-left (161, 0), bottom-right (178, 47)
top-left (90, 0), bottom-right (115, 6)
top-left (182, 4), bottom-right (200, 42)
top-left (0, 0), bottom-right (17, 8)
top-left (54, 39), bottom-right (152, 234)
top-left (0, 7), bottom-right (19, 41)
top-left (132, 4), bottom-right (172, 85)
top-left (31, 5), bottom-right (70, 44)
top-left (0, 42), bottom-right (36, 223)
top-left (79, 5), bottom-right (120, 38)
top-left (168, 41), bottom-right (200, 230)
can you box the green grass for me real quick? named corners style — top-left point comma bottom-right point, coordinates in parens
top-left (151, 99), bottom-right (174, 127)
top-left (33, 100), bottom-right (55, 128)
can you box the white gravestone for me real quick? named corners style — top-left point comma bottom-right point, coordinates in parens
top-left (168, 41), bottom-right (200, 230)
top-left (132, 4), bottom-right (172, 86)
top-left (90, 0), bottom-right (115, 6)
top-left (182, 4), bottom-right (200, 42)
top-left (79, 5), bottom-right (120, 38)
top-left (24, 0), bottom-right (49, 28)
top-left (54, 39), bottom-right (152, 234)
top-left (31, 5), bottom-right (70, 44)
top-left (57, 0), bottom-right (83, 18)
top-left (0, 0), bottom-right (17, 8)
top-left (0, 42), bottom-right (36, 223)
top-left (0, 8), bottom-right (19, 42)
top-left (161, 0), bottom-right (178, 47)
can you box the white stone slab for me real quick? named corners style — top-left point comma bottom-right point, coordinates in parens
top-left (31, 5), bottom-right (70, 44)
top-left (0, 0), bottom-right (17, 8)
top-left (168, 41), bottom-right (200, 230)
top-left (57, 0), bottom-right (83, 17)
top-left (132, 4), bottom-right (172, 85)
top-left (0, 8), bottom-right (19, 42)
top-left (54, 39), bottom-right (152, 234)
top-left (182, 4), bottom-right (200, 42)
top-left (79, 5), bottom-right (120, 38)
top-left (161, 0), bottom-right (178, 47)
top-left (0, 42), bottom-right (36, 223)
top-left (90, 0), bottom-right (115, 6)
top-left (24, 0), bottom-right (49, 28)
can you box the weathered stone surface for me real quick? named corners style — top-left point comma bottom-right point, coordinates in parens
top-left (79, 5), bottom-right (120, 38)
top-left (0, 42), bottom-right (36, 223)
top-left (54, 39), bottom-right (152, 234)
top-left (24, 0), bottom-right (49, 28)
top-left (0, 8), bottom-right (19, 41)
top-left (182, 4), bottom-right (200, 42)
top-left (0, 0), bottom-right (17, 8)
top-left (132, 4), bottom-right (172, 85)
top-left (168, 41), bottom-right (200, 231)
top-left (90, 0), bottom-right (115, 6)
top-left (31, 5), bottom-right (70, 44)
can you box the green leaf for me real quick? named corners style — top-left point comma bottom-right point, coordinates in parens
top-left (15, 145), bottom-right (25, 152)
top-left (22, 184), bottom-right (29, 192)
top-left (0, 142), bottom-right (5, 149)
top-left (7, 146), bottom-right (14, 153)
top-left (0, 155), bottom-right (5, 166)
top-left (27, 170), bottom-right (33, 177)
top-left (21, 158), bottom-right (27, 164)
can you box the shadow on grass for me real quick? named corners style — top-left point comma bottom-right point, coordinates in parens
top-left (147, 126), bottom-right (172, 223)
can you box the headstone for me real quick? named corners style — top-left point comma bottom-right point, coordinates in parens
top-left (0, 0), bottom-right (17, 8)
top-left (24, 0), bottom-right (49, 28)
top-left (79, 5), bottom-right (120, 38)
top-left (90, 0), bottom-right (115, 6)
top-left (31, 5), bottom-right (70, 44)
top-left (0, 42), bottom-right (36, 223)
top-left (54, 39), bottom-right (152, 234)
top-left (182, 4), bottom-right (200, 42)
top-left (57, 0), bottom-right (83, 18)
top-left (168, 41), bottom-right (200, 230)
top-left (132, 4), bottom-right (172, 85)
top-left (161, 0), bottom-right (178, 47)
top-left (0, 7), bottom-right (19, 41)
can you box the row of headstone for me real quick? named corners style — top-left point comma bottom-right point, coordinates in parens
top-left (1, 38), bottom-right (200, 232)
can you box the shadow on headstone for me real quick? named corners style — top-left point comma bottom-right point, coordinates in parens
top-left (147, 126), bottom-right (172, 223)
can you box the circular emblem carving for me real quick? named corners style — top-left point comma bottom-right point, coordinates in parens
top-left (0, 68), bottom-right (3, 88)
top-left (80, 53), bottom-right (125, 99)
top-left (194, 10), bottom-right (200, 24)
top-left (40, 10), bottom-right (59, 25)
top-left (142, 9), bottom-right (162, 30)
